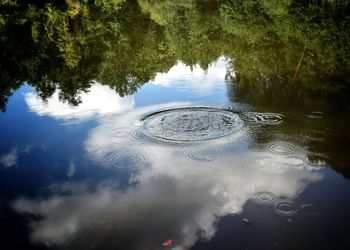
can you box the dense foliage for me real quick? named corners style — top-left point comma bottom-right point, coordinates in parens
top-left (0, 0), bottom-right (350, 111)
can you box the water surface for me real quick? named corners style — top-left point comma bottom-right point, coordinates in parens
top-left (1, 1), bottom-right (350, 249)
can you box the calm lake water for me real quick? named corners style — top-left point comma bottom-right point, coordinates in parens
top-left (1, 1), bottom-right (350, 249)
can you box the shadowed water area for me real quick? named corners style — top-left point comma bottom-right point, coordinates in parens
top-left (1, 0), bottom-right (350, 249)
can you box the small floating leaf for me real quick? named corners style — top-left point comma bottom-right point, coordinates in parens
top-left (161, 239), bottom-right (173, 247)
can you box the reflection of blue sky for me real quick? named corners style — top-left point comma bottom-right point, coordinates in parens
top-left (23, 58), bottom-right (232, 120)
top-left (1, 58), bottom-right (332, 250)
top-left (149, 57), bottom-right (228, 95)
top-left (25, 83), bottom-right (134, 122)
top-left (13, 102), bottom-right (324, 250)
top-left (13, 153), bottom-right (323, 250)
top-left (135, 57), bottom-right (231, 107)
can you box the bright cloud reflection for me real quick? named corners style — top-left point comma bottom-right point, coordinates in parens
top-left (149, 57), bottom-right (230, 96)
top-left (0, 148), bottom-right (18, 168)
top-left (25, 83), bottom-right (134, 122)
top-left (13, 103), bottom-right (324, 250)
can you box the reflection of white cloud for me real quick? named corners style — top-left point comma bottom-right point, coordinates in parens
top-left (0, 148), bottom-right (18, 168)
top-left (67, 161), bottom-right (76, 178)
top-left (84, 102), bottom-right (192, 157)
top-left (13, 104), bottom-right (324, 250)
top-left (13, 153), bottom-right (322, 249)
top-left (25, 83), bottom-right (134, 121)
top-left (21, 145), bottom-right (33, 154)
top-left (150, 57), bottom-right (230, 96)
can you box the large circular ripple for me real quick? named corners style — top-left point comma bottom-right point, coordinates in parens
top-left (142, 107), bottom-right (243, 142)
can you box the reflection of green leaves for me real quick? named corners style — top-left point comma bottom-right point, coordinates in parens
top-left (0, 0), bottom-right (178, 110)
top-left (138, 0), bottom-right (194, 26)
top-left (220, 0), bottom-right (273, 44)
top-left (217, 0), bottom-right (350, 90)
top-left (1, 0), bottom-right (350, 112)
top-left (0, 14), bottom-right (6, 26)
top-left (23, 1), bottom-right (125, 69)
top-left (95, 0), bottom-right (125, 13)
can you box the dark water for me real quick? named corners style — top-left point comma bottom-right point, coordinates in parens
top-left (1, 1), bottom-right (350, 249)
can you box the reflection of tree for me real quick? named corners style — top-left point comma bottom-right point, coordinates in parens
top-left (220, 0), bottom-right (350, 89)
top-left (96, 1), bottom-right (176, 96)
top-left (1, 0), bottom-right (350, 111)
top-left (0, 0), bottom-right (175, 111)
top-left (138, 0), bottom-right (350, 96)
top-left (139, 0), bottom-right (228, 69)
top-left (216, 0), bottom-right (350, 179)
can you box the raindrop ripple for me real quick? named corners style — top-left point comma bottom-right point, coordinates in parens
top-left (188, 148), bottom-right (224, 161)
top-left (269, 142), bottom-right (296, 154)
top-left (112, 153), bottom-right (146, 168)
top-left (274, 201), bottom-right (298, 216)
top-left (254, 191), bottom-right (277, 204)
top-left (243, 112), bottom-right (283, 125)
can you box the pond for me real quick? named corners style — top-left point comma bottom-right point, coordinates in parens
top-left (1, 0), bottom-right (350, 249)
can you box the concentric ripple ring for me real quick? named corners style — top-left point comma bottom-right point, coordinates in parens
top-left (188, 148), bottom-right (224, 161)
top-left (300, 204), bottom-right (320, 215)
top-left (111, 153), bottom-right (146, 168)
top-left (269, 142), bottom-right (296, 154)
top-left (142, 107), bottom-right (243, 142)
top-left (243, 112), bottom-right (283, 125)
top-left (254, 191), bottom-right (276, 204)
top-left (274, 201), bottom-right (298, 216)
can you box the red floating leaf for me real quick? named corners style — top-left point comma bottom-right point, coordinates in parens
top-left (161, 239), bottom-right (173, 247)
